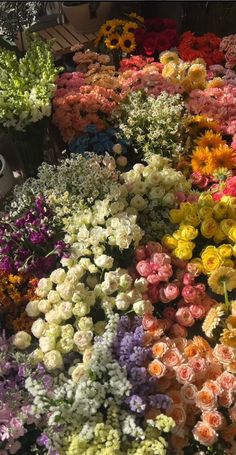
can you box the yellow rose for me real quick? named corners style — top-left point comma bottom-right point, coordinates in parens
top-left (212, 201), bottom-right (229, 220)
top-left (218, 244), bottom-right (233, 259)
top-left (213, 227), bottom-right (226, 244)
top-left (227, 203), bottom-right (236, 220)
top-left (220, 219), bottom-right (236, 235)
top-left (228, 226), bottom-right (236, 243)
top-left (185, 213), bottom-right (200, 227)
top-left (177, 239), bottom-right (195, 251)
top-left (174, 247), bottom-right (193, 261)
top-left (198, 193), bottom-right (214, 206)
top-left (233, 245), bottom-right (236, 257)
top-left (222, 259), bottom-right (234, 268)
top-left (200, 218), bottom-right (218, 239)
top-left (169, 208), bottom-right (184, 224)
top-left (201, 248), bottom-right (223, 275)
top-left (190, 258), bottom-right (203, 274)
top-left (173, 229), bottom-right (183, 240)
top-left (199, 206), bottom-right (213, 220)
top-left (178, 225), bottom-right (198, 241)
top-left (162, 234), bottom-right (178, 251)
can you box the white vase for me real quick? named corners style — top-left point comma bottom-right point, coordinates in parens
top-left (62, 1), bottom-right (112, 33)
top-left (0, 154), bottom-right (14, 198)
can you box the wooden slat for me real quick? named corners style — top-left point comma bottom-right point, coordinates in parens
top-left (46, 27), bottom-right (71, 49)
top-left (54, 25), bottom-right (78, 46)
top-left (38, 30), bottom-right (61, 52)
top-left (63, 23), bottom-right (88, 43)
top-left (84, 32), bottom-right (96, 41)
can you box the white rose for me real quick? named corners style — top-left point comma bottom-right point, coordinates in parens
top-left (148, 187), bottom-right (166, 201)
top-left (38, 299), bottom-right (52, 314)
top-left (116, 293), bottom-right (131, 311)
top-left (44, 350), bottom-right (63, 371)
top-left (31, 319), bottom-right (47, 338)
top-left (48, 290), bottom-right (61, 304)
top-left (162, 191), bottom-right (176, 206)
top-left (133, 299), bottom-right (154, 315)
top-left (130, 195), bottom-right (147, 211)
top-left (146, 171), bottom-right (162, 187)
top-left (71, 363), bottom-right (86, 383)
top-left (94, 255), bottom-right (114, 270)
top-left (56, 282), bottom-right (74, 300)
top-left (59, 301), bottom-right (73, 320)
top-left (119, 273), bottom-right (133, 291)
top-left (26, 301), bottom-right (40, 318)
top-left (94, 321), bottom-right (106, 336)
top-left (127, 289), bottom-right (142, 302)
top-left (83, 347), bottom-right (93, 365)
top-left (45, 309), bottom-right (62, 325)
top-left (73, 330), bottom-right (93, 351)
top-left (36, 278), bottom-right (52, 297)
top-left (61, 257), bottom-right (76, 268)
top-left (133, 163), bottom-right (145, 172)
top-left (44, 323), bottom-right (61, 338)
top-left (131, 181), bottom-right (146, 195)
top-left (30, 348), bottom-right (44, 364)
top-left (13, 331), bottom-right (31, 350)
top-left (50, 268), bottom-right (66, 285)
top-left (72, 301), bottom-right (90, 318)
top-left (39, 335), bottom-right (56, 353)
top-left (66, 266), bottom-right (85, 284)
top-left (101, 273), bottom-right (119, 295)
top-left (134, 278), bottom-right (148, 292)
top-left (78, 317), bottom-right (93, 331)
top-left (112, 143), bottom-right (123, 155)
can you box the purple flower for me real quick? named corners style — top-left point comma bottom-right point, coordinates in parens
top-left (128, 395), bottom-right (146, 413)
top-left (29, 232), bottom-right (45, 244)
top-left (37, 434), bottom-right (50, 448)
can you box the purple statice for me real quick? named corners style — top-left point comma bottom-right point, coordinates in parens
top-left (113, 315), bottom-right (171, 416)
top-left (0, 196), bottom-right (68, 277)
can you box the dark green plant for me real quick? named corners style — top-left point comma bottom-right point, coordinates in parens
top-left (0, 1), bottom-right (46, 42)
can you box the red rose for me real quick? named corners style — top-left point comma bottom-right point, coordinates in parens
top-left (143, 32), bottom-right (158, 56)
top-left (156, 31), bottom-right (172, 51)
top-left (145, 18), bottom-right (164, 32)
top-left (163, 18), bottom-right (176, 29)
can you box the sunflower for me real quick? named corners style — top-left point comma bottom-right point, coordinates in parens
top-left (188, 63), bottom-right (207, 82)
top-left (191, 146), bottom-right (215, 175)
top-left (123, 21), bottom-right (138, 34)
top-left (119, 33), bottom-right (136, 54)
top-left (208, 266), bottom-right (236, 295)
top-left (128, 12), bottom-right (144, 23)
top-left (212, 145), bottom-right (235, 170)
top-left (202, 304), bottom-right (225, 337)
top-left (187, 115), bottom-right (220, 133)
top-left (195, 130), bottom-right (225, 149)
top-left (105, 33), bottom-right (121, 50)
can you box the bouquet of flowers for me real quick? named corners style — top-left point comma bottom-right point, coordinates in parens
top-left (220, 34), bottom-right (236, 69)
top-left (135, 17), bottom-right (179, 57)
top-left (178, 31), bottom-right (224, 66)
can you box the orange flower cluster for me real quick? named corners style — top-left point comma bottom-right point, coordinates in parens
top-left (0, 271), bottom-right (38, 333)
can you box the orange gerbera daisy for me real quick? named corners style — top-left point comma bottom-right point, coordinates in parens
top-left (191, 146), bottom-right (215, 175)
top-left (212, 145), bottom-right (235, 170)
top-left (195, 130), bottom-right (225, 149)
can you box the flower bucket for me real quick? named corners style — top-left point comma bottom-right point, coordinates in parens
top-left (62, 1), bottom-right (112, 33)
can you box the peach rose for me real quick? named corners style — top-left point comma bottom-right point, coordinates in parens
top-left (175, 307), bottom-right (195, 327)
top-left (148, 359), bottom-right (166, 378)
top-left (213, 344), bottom-right (235, 364)
top-left (204, 380), bottom-right (222, 396)
top-left (189, 304), bottom-right (205, 319)
top-left (152, 341), bottom-right (168, 358)
top-left (217, 371), bottom-right (235, 391)
top-left (193, 421), bottom-right (217, 446)
top-left (229, 403), bottom-right (236, 422)
top-left (202, 410), bottom-right (225, 430)
top-left (173, 337), bottom-right (188, 352)
top-left (219, 390), bottom-right (234, 408)
top-left (180, 383), bottom-right (197, 404)
top-left (162, 348), bottom-right (182, 368)
top-left (221, 422), bottom-right (236, 443)
top-left (169, 323), bottom-right (188, 338)
top-left (189, 355), bottom-right (206, 377)
top-left (196, 388), bottom-right (216, 411)
top-left (176, 364), bottom-right (195, 384)
top-left (168, 389), bottom-right (182, 405)
top-left (207, 362), bottom-right (223, 380)
top-left (167, 404), bottom-right (186, 426)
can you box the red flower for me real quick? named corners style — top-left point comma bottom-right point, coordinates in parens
top-left (145, 18), bottom-right (164, 32)
top-left (167, 29), bottom-right (179, 47)
top-left (212, 49), bottom-right (225, 64)
top-left (135, 28), bottom-right (146, 45)
top-left (143, 32), bottom-right (158, 55)
top-left (155, 31), bottom-right (172, 51)
top-left (162, 18), bottom-right (176, 29)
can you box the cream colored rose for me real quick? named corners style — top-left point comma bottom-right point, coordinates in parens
top-left (31, 319), bottom-right (47, 338)
top-left (59, 301), bottom-right (73, 320)
top-left (112, 143), bottom-right (123, 155)
top-left (38, 299), bottom-right (52, 314)
top-left (83, 347), bottom-right (93, 365)
top-left (50, 268), bottom-right (66, 285)
top-left (45, 309), bottom-right (62, 325)
top-left (78, 317), bottom-right (93, 331)
top-left (44, 350), bottom-right (63, 370)
top-left (26, 301), bottom-right (40, 318)
top-left (116, 293), bottom-right (131, 311)
top-left (130, 195), bottom-right (147, 211)
top-left (36, 278), bottom-right (52, 297)
top-left (30, 348), bottom-right (44, 364)
top-left (71, 363), bottom-right (86, 383)
top-left (56, 282), bottom-right (74, 300)
top-left (133, 299), bottom-right (154, 315)
top-left (94, 254), bottom-right (114, 270)
top-left (73, 330), bottom-right (93, 351)
top-left (134, 278), bottom-right (148, 292)
top-left (13, 331), bottom-right (31, 350)
top-left (39, 335), bottom-right (56, 353)
top-left (47, 290), bottom-right (61, 305)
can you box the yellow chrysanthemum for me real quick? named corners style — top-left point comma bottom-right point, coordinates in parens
top-left (207, 77), bottom-right (224, 88)
top-left (160, 51), bottom-right (180, 66)
top-left (188, 63), bottom-right (207, 82)
top-left (105, 33), bottom-right (121, 50)
top-left (211, 145), bottom-right (235, 170)
top-left (195, 130), bottom-right (225, 149)
top-left (162, 62), bottom-right (178, 79)
top-left (220, 328), bottom-right (236, 348)
top-left (208, 266), bottom-right (236, 295)
top-left (119, 32), bottom-right (136, 53)
top-left (188, 115), bottom-right (220, 133)
top-left (202, 304), bottom-right (225, 338)
top-left (191, 146), bottom-right (215, 175)
top-left (128, 12), bottom-right (144, 23)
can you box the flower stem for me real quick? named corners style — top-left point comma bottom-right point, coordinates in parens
top-left (223, 281), bottom-right (230, 313)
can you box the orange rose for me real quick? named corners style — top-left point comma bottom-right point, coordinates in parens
top-left (196, 388), bottom-right (216, 411)
top-left (162, 348), bottom-right (182, 368)
top-left (193, 421), bottom-right (217, 446)
top-left (148, 359), bottom-right (166, 378)
top-left (152, 342), bottom-right (168, 358)
top-left (167, 404), bottom-right (186, 425)
top-left (202, 410), bottom-right (225, 430)
top-left (204, 380), bottom-right (222, 396)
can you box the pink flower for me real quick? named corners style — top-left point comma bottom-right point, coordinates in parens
top-left (163, 307), bottom-right (176, 321)
top-left (176, 364), bottom-right (195, 384)
top-left (135, 246), bottom-right (147, 261)
top-left (191, 172), bottom-right (210, 189)
top-left (175, 307), bottom-right (195, 327)
top-left (163, 283), bottom-right (180, 301)
top-left (193, 421), bottom-right (217, 446)
top-left (169, 323), bottom-right (188, 338)
top-left (158, 264), bottom-right (173, 281)
top-left (136, 260), bottom-right (153, 277)
top-left (187, 262), bottom-right (201, 277)
top-left (219, 390), bottom-right (234, 408)
top-left (217, 371), bottom-right (235, 391)
top-left (148, 286), bottom-right (159, 303)
top-left (175, 191), bottom-right (186, 203)
top-left (145, 241), bottom-right (163, 256)
top-left (189, 304), bottom-right (205, 319)
top-left (159, 286), bottom-right (171, 303)
top-left (147, 273), bottom-right (160, 285)
top-left (189, 355), bottom-right (206, 377)
top-left (151, 252), bottom-right (171, 267)
top-left (180, 383), bottom-right (198, 404)
top-left (182, 285), bottom-right (201, 305)
top-left (183, 273), bottom-right (195, 285)
top-left (196, 388), bottom-right (216, 411)
top-left (213, 344), bottom-right (235, 364)
top-left (162, 348), bottom-right (183, 368)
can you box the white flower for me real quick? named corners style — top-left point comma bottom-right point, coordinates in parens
top-left (133, 299), bottom-right (154, 315)
top-left (36, 278), bottom-right (52, 297)
top-left (148, 187), bottom-right (166, 200)
top-left (134, 278), bottom-right (148, 292)
top-left (112, 143), bottom-right (123, 155)
top-left (83, 347), bottom-right (93, 365)
top-left (66, 265), bottom-right (85, 283)
top-left (44, 350), bottom-right (63, 371)
top-left (13, 331), bottom-right (31, 350)
top-left (72, 301), bottom-right (90, 318)
top-left (101, 272), bottom-right (119, 294)
top-left (119, 273), bottom-right (133, 291)
top-left (45, 309), bottom-right (62, 325)
top-left (56, 282), bottom-right (75, 300)
top-left (50, 268), bottom-right (66, 285)
top-left (47, 290), bottom-right (61, 304)
top-left (38, 299), bottom-right (52, 314)
top-left (61, 257), bottom-right (75, 268)
top-left (31, 319), bottom-right (47, 338)
top-left (39, 335), bottom-right (56, 353)
top-left (59, 301), bottom-right (73, 320)
top-left (30, 349), bottom-right (44, 364)
top-left (146, 171), bottom-right (162, 187)
top-left (44, 323), bottom-right (61, 338)
top-left (73, 330), bottom-right (93, 351)
top-left (116, 293), bottom-right (131, 311)
top-left (130, 195), bottom-right (147, 211)
top-left (162, 191), bottom-right (176, 206)
top-left (71, 363), bottom-right (86, 383)
top-left (78, 317), bottom-right (93, 331)
top-left (26, 301), bottom-right (40, 318)
top-left (86, 275), bottom-right (98, 289)
top-left (94, 254), bottom-right (114, 270)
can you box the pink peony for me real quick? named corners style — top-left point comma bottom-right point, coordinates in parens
top-left (169, 323), bottom-right (188, 337)
top-left (189, 304), bottom-right (205, 319)
top-left (136, 260), bottom-right (153, 277)
top-left (163, 283), bottom-right (180, 301)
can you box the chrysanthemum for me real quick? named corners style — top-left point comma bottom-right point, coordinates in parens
top-left (160, 51), bottom-right (180, 66)
top-left (212, 167), bottom-right (232, 181)
top-left (119, 33), bottom-right (136, 53)
top-left (207, 77), bottom-right (224, 89)
top-left (220, 328), bottom-right (236, 348)
top-left (162, 62), bottom-right (178, 79)
top-left (208, 266), bottom-right (236, 295)
top-left (212, 145), bottom-right (235, 170)
top-left (105, 33), bottom-right (121, 50)
top-left (188, 115), bottom-right (220, 132)
top-left (195, 130), bottom-right (225, 149)
top-left (202, 304), bottom-right (225, 337)
top-left (188, 63), bottom-right (207, 82)
top-left (191, 146), bottom-right (215, 175)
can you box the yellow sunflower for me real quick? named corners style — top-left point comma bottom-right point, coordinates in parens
top-left (195, 130), bottom-right (225, 149)
top-left (191, 146), bottom-right (215, 175)
top-left (105, 33), bottom-right (121, 50)
top-left (187, 115), bottom-right (220, 133)
top-left (208, 266), bottom-right (236, 295)
top-left (128, 12), bottom-right (144, 23)
top-left (123, 21), bottom-right (138, 34)
top-left (212, 145), bottom-right (235, 170)
top-left (119, 32), bottom-right (136, 54)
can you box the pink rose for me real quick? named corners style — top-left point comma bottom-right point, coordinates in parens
top-left (189, 304), bottom-right (205, 319)
top-left (135, 246), bottom-right (147, 261)
top-left (169, 323), bottom-right (188, 338)
top-left (182, 285), bottom-right (201, 305)
top-left (162, 348), bottom-right (183, 368)
top-left (175, 191), bottom-right (186, 203)
top-left (163, 283), bottom-right (180, 301)
top-left (158, 264), bottom-right (173, 281)
top-left (175, 307), bottom-right (195, 327)
top-left (189, 355), bottom-right (206, 377)
top-left (145, 241), bottom-right (163, 256)
top-left (191, 172), bottom-right (209, 189)
top-left (151, 252), bottom-right (171, 267)
top-left (183, 273), bottom-right (195, 285)
top-left (136, 260), bottom-right (152, 277)
top-left (147, 273), bottom-right (160, 285)
top-left (218, 372), bottom-right (235, 391)
top-left (148, 286), bottom-right (159, 303)
top-left (176, 364), bottom-right (195, 384)
top-left (193, 421), bottom-right (217, 446)
top-left (163, 307), bottom-right (176, 321)
top-left (159, 286), bottom-right (171, 303)
top-left (181, 383), bottom-right (198, 404)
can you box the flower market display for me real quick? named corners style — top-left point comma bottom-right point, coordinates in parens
top-left (1, 14), bottom-right (236, 455)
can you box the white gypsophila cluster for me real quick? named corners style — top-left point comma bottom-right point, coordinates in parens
top-left (6, 153), bottom-right (121, 218)
top-left (64, 195), bottom-right (143, 261)
top-left (120, 154), bottom-right (191, 241)
top-left (117, 90), bottom-right (187, 160)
